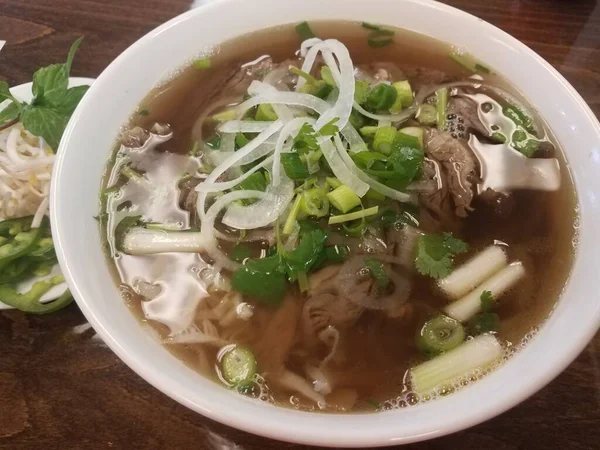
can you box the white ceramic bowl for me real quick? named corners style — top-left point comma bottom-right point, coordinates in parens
top-left (51, 0), bottom-right (600, 446)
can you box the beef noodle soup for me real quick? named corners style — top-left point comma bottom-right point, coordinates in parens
top-left (99, 21), bottom-right (577, 413)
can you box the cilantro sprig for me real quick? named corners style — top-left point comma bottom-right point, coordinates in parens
top-left (415, 232), bottom-right (468, 279)
top-left (0, 38), bottom-right (88, 150)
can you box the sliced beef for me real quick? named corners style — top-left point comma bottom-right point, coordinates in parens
top-left (447, 96), bottom-right (489, 137)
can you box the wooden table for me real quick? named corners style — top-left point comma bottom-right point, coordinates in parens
top-left (1, 0), bottom-right (599, 448)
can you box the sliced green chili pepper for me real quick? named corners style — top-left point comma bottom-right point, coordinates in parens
top-left (0, 276), bottom-right (72, 314)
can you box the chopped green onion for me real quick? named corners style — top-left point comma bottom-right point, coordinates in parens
top-left (138, 109), bottom-right (149, 116)
top-left (325, 177), bottom-right (342, 189)
top-left (390, 80), bottom-right (413, 113)
top-left (327, 184), bottom-right (361, 213)
top-left (189, 141), bottom-right (200, 156)
top-left (416, 104), bottom-right (438, 126)
top-left (289, 66), bottom-right (318, 84)
top-left (221, 347), bottom-right (257, 385)
top-left (436, 87), bottom-right (449, 130)
top-left (416, 315), bottom-right (465, 356)
top-left (348, 110), bottom-right (366, 130)
top-left (354, 79), bottom-right (370, 105)
top-left (368, 37), bottom-right (393, 48)
top-left (320, 66), bottom-right (336, 87)
top-left (361, 22), bottom-right (382, 31)
top-left (314, 83), bottom-right (334, 100)
top-left (295, 21), bottom-right (316, 41)
top-left (364, 257), bottom-right (389, 288)
top-left (329, 206), bottom-right (379, 225)
top-left (373, 126), bottom-right (398, 154)
top-left (397, 126), bottom-right (424, 150)
top-left (365, 188), bottom-right (385, 203)
top-left (194, 57), bottom-right (211, 69)
top-left (120, 166), bottom-right (144, 182)
top-left (211, 109), bottom-right (238, 121)
top-left (449, 49), bottom-right (490, 74)
top-left (359, 125), bottom-right (378, 137)
top-left (367, 84), bottom-right (397, 111)
top-left (281, 152), bottom-right (309, 180)
top-left (255, 103), bottom-right (278, 121)
top-left (491, 132), bottom-right (507, 143)
top-left (235, 132), bottom-right (249, 149)
top-left (300, 187), bottom-right (330, 218)
top-left (283, 194), bottom-right (303, 235)
top-left (410, 334), bottom-right (502, 395)
top-left (206, 134), bottom-right (221, 149)
top-left (341, 218), bottom-right (366, 237)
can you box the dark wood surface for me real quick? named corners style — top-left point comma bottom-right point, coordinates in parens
top-left (1, 0), bottom-right (599, 448)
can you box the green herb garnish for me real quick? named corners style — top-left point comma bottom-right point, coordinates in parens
top-left (415, 233), bottom-right (468, 279)
top-left (295, 21), bottom-right (316, 41)
top-left (0, 38), bottom-right (88, 150)
top-left (364, 257), bottom-right (389, 288)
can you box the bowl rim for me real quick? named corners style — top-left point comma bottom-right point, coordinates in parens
top-left (51, 0), bottom-right (600, 447)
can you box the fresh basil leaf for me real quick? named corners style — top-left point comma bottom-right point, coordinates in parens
top-left (65, 37), bottom-right (83, 75)
top-left (32, 64), bottom-right (68, 100)
top-left (20, 105), bottom-right (68, 150)
top-left (52, 85), bottom-right (89, 116)
top-left (0, 101), bottom-right (20, 123)
top-left (0, 81), bottom-right (13, 102)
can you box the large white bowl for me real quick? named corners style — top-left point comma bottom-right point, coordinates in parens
top-left (51, 0), bottom-right (600, 446)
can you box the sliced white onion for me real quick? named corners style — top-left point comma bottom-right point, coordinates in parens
top-left (353, 101), bottom-right (416, 123)
top-left (196, 120), bottom-right (283, 218)
top-left (321, 139), bottom-right (369, 197)
top-left (199, 190), bottom-right (268, 271)
top-left (219, 133), bottom-right (235, 153)
top-left (248, 81), bottom-right (295, 122)
top-left (272, 117), bottom-right (315, 184)
top-left (196, 155), bottom-right (273, 193)
top-left (222, 174), bottom-right (294, 229)
top-left (217, 121), bottom-right (275, 133)
top-left (340, 124), bottom-right (368, 153)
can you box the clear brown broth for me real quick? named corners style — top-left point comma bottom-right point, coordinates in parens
top-left (103, 21), bottom-right (578, 413)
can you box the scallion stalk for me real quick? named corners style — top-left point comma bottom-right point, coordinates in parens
top-left (410, 334), bottom-right (503, 395)
top-left (255, 104), bottom-right (278, 121)
top-left (416, 104), bottom-right (438, 126)
top-left (390, 80), bottom-right (413, 113)
top-left (320, 66), bottom-right (336, 87)
top-left (328, 206), bottom-right (379, 225)
top-left (359, 125), bottom-right (378, 137)
top-left (325, 177), bottom-right (342, 189)
top-left (373, 126), bottom-right (397, 154)
top-left (283, 194), bottom-right (303, 235)
top-left (289, 65), bottom-right (318, 84)
top-left (301, 188), bottom-right (330, 218)
top-left (436, 87), bottom-right (449, 130)
top-left (327, 184), bottom-right (361, 213)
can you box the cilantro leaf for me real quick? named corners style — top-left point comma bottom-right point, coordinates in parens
top-left (469, 312), bottom-right (499, 335)
top-left (231, 243), bottom-right (253, 262)
top-left (480, 290), bottom-right (496, 312)
top-left (293, 123), bottom-right (319, 153)
top-left (20, 106), bottom-right (68, 150)
top-left (0, 81), bottom-right (21, 104)
top-left (385, 146), bottom-right (424, 190)
top-left (364, 257), bottom-right (389, 288)
top-left (231, 255), bottom-right (287, 305)
top-left (415, 233), bottom-right (469, 279)
top-left (319, 117), bottom-right (340, 136)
